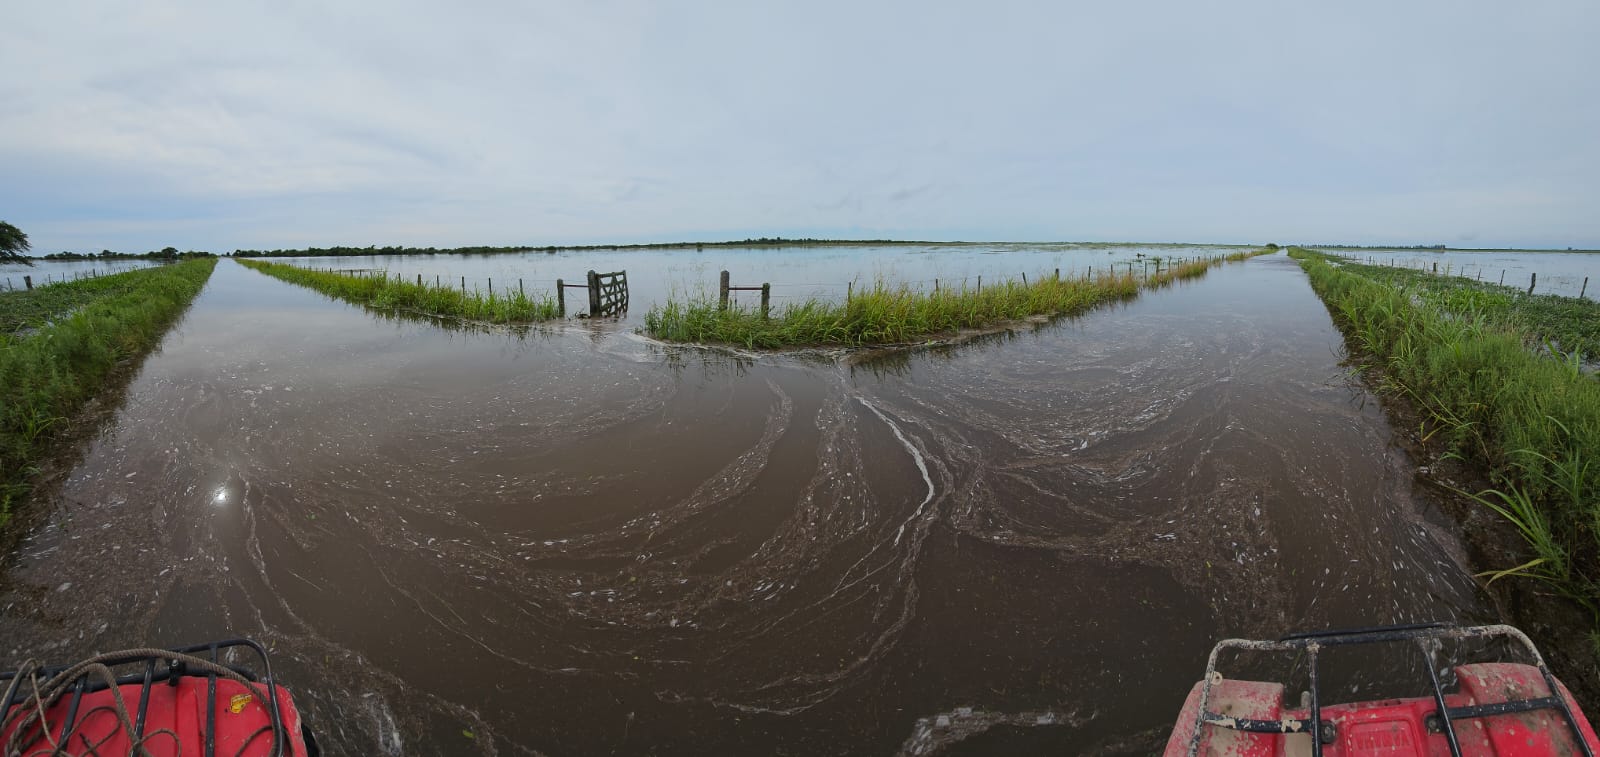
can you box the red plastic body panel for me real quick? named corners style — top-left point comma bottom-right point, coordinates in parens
top-left (0, 678), bottom-right (309, 756)
top-left (1163, 663), bottom-right (1600, 757)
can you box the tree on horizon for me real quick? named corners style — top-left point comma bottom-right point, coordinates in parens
top-left (0, 221), bottom-right (31, 265)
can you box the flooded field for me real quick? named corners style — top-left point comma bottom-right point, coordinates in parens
top-left (267, 243), bottom-right (1247, 322)
top-left (0, 250), bottom-right (1495, 754)
top-left (0, 259), bottom-right (159, 291)
top-left (1321, 247), bottom-right (1600, 298)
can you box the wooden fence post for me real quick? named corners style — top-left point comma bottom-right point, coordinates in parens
top-left (24, 275), bottom-right (32, 290)
top-left (587, 270), bottom-right (601, 316)
top-left (461, 276), bottom-right (466, 291)
top-left (719, 270), bottom-right (730, 311)
top-left (847, 281), bottom-right (852, 303)
top-left (1528, 272), bottom-right (1536, 295)
top-left (417, 274), bottom-right (422, 286)
top-left (556, 279), bottom-right (565, 313)
top-left (1580, 277), bottom-right (1588, 300)
top-left (761, 283), bottom-right (771, 319)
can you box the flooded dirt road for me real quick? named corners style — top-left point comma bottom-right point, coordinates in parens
top-left (0, 253), bottom-right (1488, 754)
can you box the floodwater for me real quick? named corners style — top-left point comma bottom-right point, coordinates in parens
top-left (0, 259), bottom-right (158, 291)
top-left (1321, 247), bottom-right (1600, 299)
top-left (0, 250), bottom-right (1493, 754)
top-left (266, 243), bottom-right (1247, 323)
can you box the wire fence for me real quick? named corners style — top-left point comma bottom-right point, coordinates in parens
top-left (280, 254), bottom-right (1247, 311)
top-left (1352, 256), bottom-right (1594, 300)
top-left (2, 265), bottom-right (151, 291)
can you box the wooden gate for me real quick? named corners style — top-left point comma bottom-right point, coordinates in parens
top-left (555, 270), bottom-right (628, 317)
top-left (588, 270), bottom-right (628, 317)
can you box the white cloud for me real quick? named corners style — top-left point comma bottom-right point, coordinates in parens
top-left (2, 0), bottom-right (1597, 251)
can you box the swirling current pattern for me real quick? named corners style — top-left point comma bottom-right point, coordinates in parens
top-left (0, 257), bottom-right (1485, 755)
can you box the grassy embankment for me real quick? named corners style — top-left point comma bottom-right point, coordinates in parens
top-left (0, 259), bottom-right (217, 523)
top-left (644, 248), bottom-right (1278, 348)
top-left (1313, 253), bottom-right (1600, 361)
top-left (236, 259), bottom-right (560, 323)
top-left (1288, 248), bottom-right (1599, 630)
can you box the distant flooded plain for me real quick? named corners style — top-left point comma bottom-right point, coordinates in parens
top-left (0, 248), bottom-right (1502, 753)
top-left (1, 259), bottom-right (158, 290)
top-left (1322, 246), bottom-right (1600, 298)
top-left (265, 243), bottom-right (1247, 321)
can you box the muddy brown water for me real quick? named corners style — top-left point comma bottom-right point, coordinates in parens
top-left (0, 254), bottom-right (1492, 754)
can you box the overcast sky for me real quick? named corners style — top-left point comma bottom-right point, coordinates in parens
top-left (3, 1), bottom-right (1596, 252)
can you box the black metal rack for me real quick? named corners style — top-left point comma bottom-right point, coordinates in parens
top-left (1185, 622), bottom-right (1594, 757)
top-left (0, 638), bottom-right (289, 757)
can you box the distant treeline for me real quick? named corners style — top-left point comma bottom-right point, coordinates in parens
top-left (228, 238), bottom-right (935, 258)
top-left (43, 247), bottom-right (217, 261)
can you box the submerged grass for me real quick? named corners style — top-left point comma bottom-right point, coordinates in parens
top-left (1288, 247), bottom-right (1600, 620)
top-left (645, 250), bottom-right (1275, 348)
top-left (0, 259), bottom-right (217, 523)
top-left (237, 259), bottom-right (561, 323)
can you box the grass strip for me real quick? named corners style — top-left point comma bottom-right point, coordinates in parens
top-left (1311, 251), bottom-right (1600, 361)
top-left (1288, 247), bottom-right (1599, 623)
top-left (237, 259), bottom-right (560, 323)
top-left (644, 249), bottom-right (1276, 348)
top-left (0, 259), bottom-right (217, 522)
